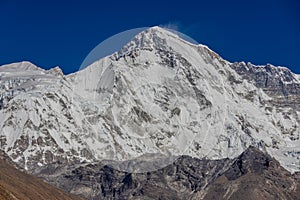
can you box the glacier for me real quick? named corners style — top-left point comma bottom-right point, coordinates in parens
top-left (0, 26), bottom-right (299, 173)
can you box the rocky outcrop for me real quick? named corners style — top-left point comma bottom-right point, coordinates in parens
top-left (231, 62), bottom-right (300, 110)
top-left (37, 147), bottom-right (300, 200)
top-left (201, 147), bottom-right (300, 200)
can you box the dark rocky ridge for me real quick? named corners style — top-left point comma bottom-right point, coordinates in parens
top-left (202, 147), bottom-right (300, 200)
top-left (37, 147), bottom-right (300, 200)
top-left (230, 62), bottom-right (300, 110)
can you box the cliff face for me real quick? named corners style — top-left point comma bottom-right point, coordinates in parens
top-left (37, 147), bottom-right (300, 200)
top-left (230, 62), bottom-right (300, 110)
top-left (201, 147), bottom-right (300, 200)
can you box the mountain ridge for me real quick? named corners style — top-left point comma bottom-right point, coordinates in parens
top-left (0, 27), bottom-right (299, 176)
top-left (36, 146), bottom-right (300, 200)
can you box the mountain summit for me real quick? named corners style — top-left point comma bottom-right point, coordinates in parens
top-left (0, 27), bottom-right (299, 174)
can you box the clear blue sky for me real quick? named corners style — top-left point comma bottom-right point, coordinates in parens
top-left (1, 0), bottom-right (299, 74)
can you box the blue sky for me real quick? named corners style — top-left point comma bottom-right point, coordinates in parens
top-left (0, 0), bottom-right (299, 74)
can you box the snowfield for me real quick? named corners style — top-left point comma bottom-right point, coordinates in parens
top-left (0, 26), bottom-right (299, 173)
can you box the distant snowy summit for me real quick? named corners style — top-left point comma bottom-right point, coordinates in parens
top-left (0, 26), bottom-right (299, 173)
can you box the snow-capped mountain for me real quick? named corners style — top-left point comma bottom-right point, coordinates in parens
top-left (0, 26), bottom-right (299, 173)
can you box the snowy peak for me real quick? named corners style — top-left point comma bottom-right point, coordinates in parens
top-left (107, 27), bottom-right (226, 82)
top-left (119, 26), bottom-right (180, 52)
top-left (0, 61), bottom-right (65, 78)
top-left (111, 26), bottom-right (226, 70)
top-left (0, 61), bottom-right (40, 71)
top-left (0, 61), bottom-right (64, 96)
top-left (61, 26), bottom-right (300, 172)
top-left (0, 26), bottom-right (300, 174)
top-left (0, 61), bottom-right (45, 74)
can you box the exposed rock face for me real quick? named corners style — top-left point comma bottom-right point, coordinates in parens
top-left (202, 147), bottom-right (300, 200)
top-left (37, 147), bottom-right (300, 200)
top-left (230, 62), bottom-right (300, 110)
top-left (0, 150), bottom-right (82, 200)
top-left (230, 62), bottom-right (300, 148)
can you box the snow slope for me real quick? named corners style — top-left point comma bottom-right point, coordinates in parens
top-left (0, 27), bottom-right (299, 173)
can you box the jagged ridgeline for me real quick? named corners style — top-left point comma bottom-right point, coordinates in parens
top-left (37, 146), bottom-right (300, 199)
top-left (0, 27), bottom-right (299, 177)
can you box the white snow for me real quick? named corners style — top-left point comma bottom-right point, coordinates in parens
top-left (0, 27), bottom-right (299, 173)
